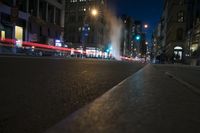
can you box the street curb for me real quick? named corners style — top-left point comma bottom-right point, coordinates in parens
top-left (44, 64), bottom-right (149, 133)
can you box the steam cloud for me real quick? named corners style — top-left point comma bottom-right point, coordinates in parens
top-left (105, 10), bottom-right (123, 60)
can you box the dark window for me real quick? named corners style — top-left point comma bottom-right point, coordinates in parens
top-left (176, 28), bottom-right (183, 40)
top-left (29, 23), bottom-right (32, 33)
top-left (1, 13), bottom-right (11, 23)
top-left (55, 8), bottom-right (61, 26)
top-left (69, 15), bottom-right (76, 23)
top-left (39, 0), bottom-right (47, 21)
top-left (57, 0), bottom-right (62, 3)
top-left (48, 4), bottom-right (54, 23)
top-left (29, 0), bottom-right (37, 16)
top-left (48, 28), bottom-right (50, 36)
top-left (78, 15), bottom-right (83, 22)
top-left (16, 0), bottom-right (27, 12)
top-left (39, 26), bottom-right (42, 36)
top-left (179, 0), bottom-right (184, 5)
top-left (2, 0), bottom-right (13, 6)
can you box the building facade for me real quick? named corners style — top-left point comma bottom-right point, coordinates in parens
top-left (121, 15), bottom-right (134, 56)
top-left (64, 0), bottom-right (107, 50)
top-left (162, 0), bottom-right (191, 61)
top-left (157, 0), bottom-right (200, 64)
top-left (120, 16), bottom-right (147, 58)
top-left (186, 0), bottom-right (200, 59)
top-left (0, 0), bottom-right (65, 46)
top-left (28, 0), bottom-right (65, 45)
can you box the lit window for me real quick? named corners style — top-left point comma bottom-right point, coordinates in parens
top-left (70, 0), bottom-right (77, 3)
top-left (1, 31), bottom-right (5, 40)
top-left (178, 11), bottom-right (184, 23)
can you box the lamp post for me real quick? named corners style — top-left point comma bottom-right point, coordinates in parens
top-left (143, 24), bottom-right (149, 63)
top-left (81, 8), bottom-right (98, 51)
top-left (91, 8), bottom-right (98, 17)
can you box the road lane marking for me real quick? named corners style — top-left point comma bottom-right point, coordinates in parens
top-left (165, 72), bottom-right (200, 96)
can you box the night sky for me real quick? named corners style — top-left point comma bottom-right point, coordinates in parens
top-left (108, 0), bottom-right (164, 43)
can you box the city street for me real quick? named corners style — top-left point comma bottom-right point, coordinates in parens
top-left (153, 64), bottom-right (200, 89)
top-left (0, 0), bottom-right (200, 132)
top-left (0, 56), bottom-right (144, 133)
top-left (1, 56), bottom-right (200, 133)
top-left (46, 64), bottom-right (200, 133)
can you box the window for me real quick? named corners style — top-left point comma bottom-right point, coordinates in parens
top-left (1, 31), bottom-right (6, 40)
top-left (39, 0), bottom-right (47, 20)
top-left (70, 0), bottom-right (77, 2)
top-left (78, 15), bottom-right (83, 22)
top-left (176, 28), bottom-right (183, 40)
top-left (57, 0), bottom-right (62, 3)
top-left (16, 0), bottom-right (27, 12)
top-left (39, 26), bottom-right (42, 36)
top-left (179, 0), bottom-right (184, 5)
top-left (15, 26), bottom-right (23, 41)
top-left (69, 15), bottom-right (76, 23)
top-left (48, 28), bottom-right (50, 36)
top-left (2, 0), bottom-right (13, 6)
top-left (29, 23), bottom-right (32, 33)
top-left (29, 0), bottom-right (37, 16)
top-left (48, 4), bottom-right (54, 23)
top-left (55, 8), bottom-right (61, 26)
top-left (177, 11), bottom-right (184, 23)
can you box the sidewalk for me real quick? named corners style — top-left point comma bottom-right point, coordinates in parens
top-left (45, 64), bottom-right (200, 133)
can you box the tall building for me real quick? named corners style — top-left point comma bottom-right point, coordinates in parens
top-left (28, 0), bottom-right (65, 45)
top-left (186, 0), bottom-right (200, 59)
top-left (0, 0), bottom-right (29, 41)
top-left (64, 0), bottom-right (107, 50)
top-left (158, 0), bottom-right (200, 64)
top-left (133, 20), bottom-right (147, 57)
top-left (120, 16), bottom-right (147, 58)
top-left (162, 0), bottom-right (192, 61)
top-left (121, 15), bottom-right (134, 56)
top-left (0, 0), bottom-right (65, 46)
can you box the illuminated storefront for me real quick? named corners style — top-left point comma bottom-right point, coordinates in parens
top-left (15, 26), bottom-right (23, 47)
top-left (174, 46), bottom-right (183, 60)
top-left (0, 30), bottom-right (5, 40)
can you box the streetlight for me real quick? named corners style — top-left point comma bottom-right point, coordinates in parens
top-left (91, 8), bottom-right (98, 17)
top-left (143, 24), bottom-right (149, 62)
top-left (144, 24), bottom-right (148, 29)
top-left (81, 8), bottom-right (99, 51)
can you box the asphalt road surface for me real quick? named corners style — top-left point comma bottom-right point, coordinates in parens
top-left (0, 56), bottom-right (144, 133)
top-left (153, 64), bottom-right (200, 89)
top-left (45, 64), bottom-right (200, 133)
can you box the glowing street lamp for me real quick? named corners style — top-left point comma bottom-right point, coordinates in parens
top-left (81, 8), bottom-right (98, 50)
top-left (144, 24), bottom-right (148, 29)
top-left (91, 8), bottom-right (98, 17)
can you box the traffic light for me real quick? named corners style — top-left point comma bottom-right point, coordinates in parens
top-left (135, 35), bottom-right (141, 41)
